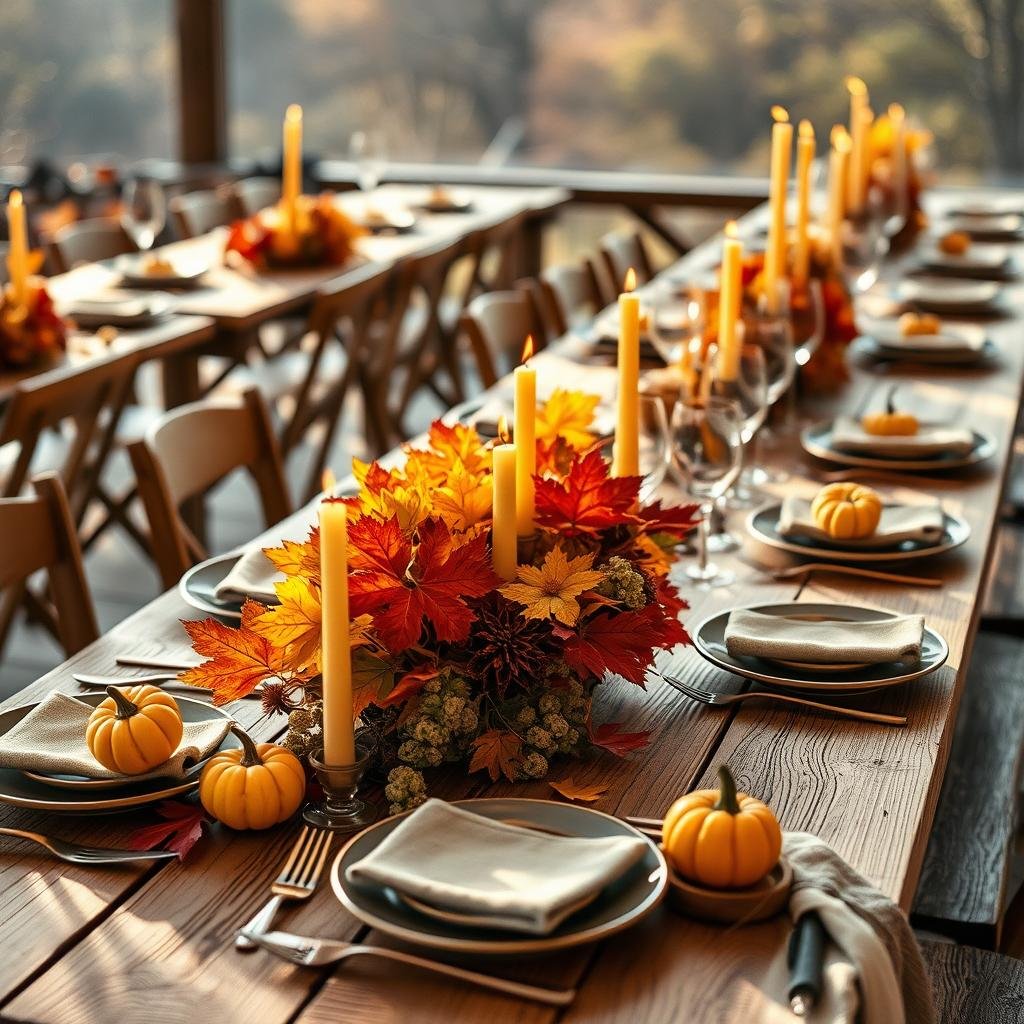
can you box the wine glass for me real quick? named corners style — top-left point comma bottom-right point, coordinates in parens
top-left (840, 212), bottom-right (886, 294)
top-left (349, 130), bottom-right (388, 199)
top-left (638, 394), bottom-right (672, 504)
top-left (120, 177), bottom-right (166, 252)
top-left (792, 277), bottom-right (825, 369)
top-left (746, 296), bottom-right (796, 484)
top-left (711, 342), bottom-right (768, 510)
top-left (645, 281), bottom-right (705, 367)
top-left (670, 396), bottom-right (743, 587)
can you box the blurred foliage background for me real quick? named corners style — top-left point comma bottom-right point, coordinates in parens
top-left (1, 0), bottom-right (1021, 180)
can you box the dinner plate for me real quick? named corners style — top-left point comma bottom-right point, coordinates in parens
top-left (693, 603), bottom-right (949, 694)
top-left (917, 243), bottom-right (1014, 279)
top-left (853, 335), bottom-right (998, 367)
top-left (0, 694), bottom-right (237, 812)
top-left (896, 277), bottom-right (1004, 314)
top-left (331, 798), bottom-right (668, 955)
top-left (416, 194), bottom-right (474, 214)
top-left (945, 213), bottom-right (1023, 238)
top-left (115, 254), bottom-right (209, 288)
top-left (63, 292), bottom-right (176, 328)
top-left (178, 551), bottom-right (278, 622)
top-left (945, 199), bottom-right (1024, 218)
top-left (801, 420), bottom-right (996, 471)
top-left (359, 209), bottom-right (417, 233)
top-left (746, 503), bottom-right (970, 564)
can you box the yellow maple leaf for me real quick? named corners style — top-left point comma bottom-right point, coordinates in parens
top-left (500, 546), bottom-right (606, 626)
top-left (263, 531), bottom-right (320, 582)
top-left (431, 464), bottom-right (493, 533)
top-left (536, 389), bottom-right (600, 451)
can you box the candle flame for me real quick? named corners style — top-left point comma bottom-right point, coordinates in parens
top-left (322, 469), bottom-right (336, 494)
top-left (845, 75), bottom-right (867, 97)
top-left (799, 119), bottom-right (814, 140)
top-left (520, 334), bottom-right (534, 363)
top-left (623, 268), bottom-right (637, 292)
top-left (888, 102), bottom-right (905, 120)
top-left (724, 220), bottom-right (739, 239)
top-left (285, 103), bottom-right (303, 123)
top-left (497, 414), bottom-right (510, 444)
top-left (771, 105), bottom-right (789, 124)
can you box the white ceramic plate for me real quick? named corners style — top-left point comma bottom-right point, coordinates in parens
top-left (115, 254), bottom-right (209, 288)
top-left (897, 277), bottom-right (1003, 313)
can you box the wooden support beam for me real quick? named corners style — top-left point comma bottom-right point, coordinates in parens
top-left (175, 0), bottom-right (227, 165)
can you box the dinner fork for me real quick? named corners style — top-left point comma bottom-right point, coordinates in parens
top-left (662, 676), bottom-right (907, 726)
top-left (0, 826), bottom-right (179, 865)
top-left (761, 563), bottom-right (942, 588)
top-left (240, 929), bottom-right (577, 1007)
top-left (74, 671), bottom-right (261, 700)
top-left (235, 825), bottom-right (332, 951)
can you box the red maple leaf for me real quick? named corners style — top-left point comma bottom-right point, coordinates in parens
top-left (534, 449), bottom-right (641, 535)
top-left (561, 603), bottom-right (673, 685)
top-left (589, 722), bottom-right (652, 757)
top-left (127, 800), bottom-right (210, 860)
top-left (348, 515), bottom-right (497, 652)
top-left (638, 500), bottom-right (701, 540)
top-left (380, 665), bottom-right (440, 707)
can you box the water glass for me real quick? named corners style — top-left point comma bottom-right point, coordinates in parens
top-left (120, 177), bottom-right (166, 251)
top-left (637, 394), bottom-right (672, 504)
top-left (349, 130), bottom-right (388, 196)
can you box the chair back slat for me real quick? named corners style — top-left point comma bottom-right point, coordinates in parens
top-left (170, 188), bottom-right (239, 239)
top-left (600, 230), bottom-right (654, 292)
top-left (540, 262), bottom-right (603, 337)
top-left (48, 219), bottom-right (136, 273)
top-left (459, 290), bottom-right (539, 389)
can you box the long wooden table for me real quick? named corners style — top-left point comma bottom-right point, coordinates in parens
top-left (1, 188), bottom-right (1022, 1023)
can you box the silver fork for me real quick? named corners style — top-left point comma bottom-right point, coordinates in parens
top-left (0, 826), bottom-right (179, 865)
top-left (662, 675), bottom-right (907, 726)
top-left (236, 825), bottom-right (332, 951)
top-left (241, 929), bottom-right (576, 1007)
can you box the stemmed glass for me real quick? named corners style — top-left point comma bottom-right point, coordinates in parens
top-left (120, 177), bottom-right (166, 252)
top-left (746, 295), bottom-right (796, 484)
top-left (840, 211), bottom-right (887, 295)
top-left (637, 394), bottom-right (672, 504)
top-left (711, 342), bottom-right (768, 510)
top-left (646, 281), bottom-right (706, 367)
top-left (670, 396), bottom-right (743, 588)
top-left (349, 130), bottom-right (388, 212)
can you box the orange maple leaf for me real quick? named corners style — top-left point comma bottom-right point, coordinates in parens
top-left (249, 575), bottom-right (322, 676)
top-left (179, 618), bottom-right (281, 705)
top-left (264, 529), bottom-right (320, 583)
top-left (536, 389), bottom-right (600, 450)
top-left (468, 729), bottom-right (523, 782)
top-left (534, 449), bottom-right (641, 535)
top-left (549, 777), bottom-right (610, 803)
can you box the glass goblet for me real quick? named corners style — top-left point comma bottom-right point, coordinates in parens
top-left (120, 177), bottom-right (166, 252)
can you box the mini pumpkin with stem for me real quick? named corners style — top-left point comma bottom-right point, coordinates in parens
top-left (86, 685), bottom-right (184, 776)
top-left (861, 385), bottom-right (919, 437)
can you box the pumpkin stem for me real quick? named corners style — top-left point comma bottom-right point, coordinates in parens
top-left (713, 765), bottom-right (742, 815)
top-left (230, 724), bottom-right (263, 768)
top-left (885, 384), bottom-right (898, 416)
top-left (105, 686), bottom-right (139, 720)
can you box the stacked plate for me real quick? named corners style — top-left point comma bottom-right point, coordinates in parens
top-left (332, 798), bottom-right (668, 955)
top-left (854, 318), bottom-right (996, 366)
top-left (0, 693), bottom-right (237, 813)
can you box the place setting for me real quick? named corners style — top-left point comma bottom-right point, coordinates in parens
top-left (852, 311), bottom-right (998, 367)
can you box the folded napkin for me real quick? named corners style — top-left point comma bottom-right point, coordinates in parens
top-left (784, 832), bottom-right (936, 1024)
top-left (778, 496), bottom-right (945, 548)
top-left (831, 417), bottom-right (975, 458)
top-left (345, 798), bottom-right (649, 935)
top-left (0, 692), bottom-right (232, 782)
top-left (724, 609), bottom-right (924, 665)
top-left (866, 320), bottom-right (987, 354)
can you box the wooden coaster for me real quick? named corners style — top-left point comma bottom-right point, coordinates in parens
top-left (666, 856), bottom-right (793, 925)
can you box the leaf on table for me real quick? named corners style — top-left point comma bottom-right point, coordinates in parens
top-left (589, 721), bottom-right (652, 757)
top-left (536, 389), bottom-right (600, 450)
top-left (127, 800), bottom-right (210, 860)
top-left (549, 777), bottom-right (609, 803)
top-left (179, 617), bottom-right (281, 705)
top-left (534, 449), bottom-right (641, 535)
top-left (469, 729), bottom-right (523, 782)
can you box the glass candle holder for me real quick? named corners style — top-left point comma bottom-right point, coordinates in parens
top-left (303, 731), bottom-right (379, 832)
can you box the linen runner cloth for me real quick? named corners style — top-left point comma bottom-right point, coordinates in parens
top-left (0, 692), bottom-right (232, 781)
top-left (778, 497), bottom-right (945, 548)
top-left (725, 609), bottom-right (924, 665)
top-left (345, 798), bottom-right (648, 935)
top-left (784, 832), bottom-right (936, 1024)
top-left (830, 418), bottom-right (975, 458)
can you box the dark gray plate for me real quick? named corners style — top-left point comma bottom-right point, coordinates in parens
top-left (693, 602), bottom-right (949, 693)
top-left (801, 420), bottom-right (996, 471)
top-left (746, 503), bottom-right (970, 564)
top-left (178, 551), bottom-right (280, 622)
top-left (852, 336), bottom-right (998, 367)
top-left (331, 798), bottom-right (668, 955)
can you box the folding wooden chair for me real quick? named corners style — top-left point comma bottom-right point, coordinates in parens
top-left (539, 261), bottom-right (605, 337)
top-left (459, 291), bottom-right (543, 389)
top-left (600, 229), bottom-right (656, 292)
top-left (128, 388), bottom-right (291, 589)
top-left (0, 473), bottom-right (99, 657)
top-left (47, 219), bottom-right (136, 273)
top-left (234, 177), bottom-right (281, 217)
top-left (170, 188), bottom-right (240, 239)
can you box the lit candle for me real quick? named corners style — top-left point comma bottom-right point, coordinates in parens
top-left (319, 496), bottom-right (355, 765)
top-left (827, 126), bottom-right (852, 269)
top-left (763, 106), bottom-right (793, 314)
top-left (846, 77), bottom-right (868, 213)
top-left (513, 336), bottom-right (536, 535)
top-left (613, 268), bottom-right (641, 477)
top-left (282, 104), bottom-right (303, 231)
top-left (888, 103), bottom-right (907, 216)
top-left (716, 222), bottom-right (743, 383)
top-left (792, 120), bottom-right (816, 290)
top-left (491, 416), bottom-right (518, 581)
top-left (6, 190), bottom-right (29, 309)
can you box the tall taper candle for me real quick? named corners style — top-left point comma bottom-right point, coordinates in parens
top-left (492, 416), bottom-right (518, 580)
top-left (716, 222), bottom-right (743, 383)
top-left (845, 77), bottom-right (868, 213)
top-left (514, 336), bottom-right (536, 535)
top-left (282, 104), bottom-right (303, 231)
top-left (6, 190), bottom-right (28, 308)
top-left (613, 268), bottom-right (640, 477)
top-left (827, 126), bottom-right (851, 269)
top-left (764, 106), bottom-right (793, 314)
top-left (888, 103), bottom-right (907, 215)
top-left (319, 497), bottom-right (355, 765)
top-left (792, 120), bottom-right (816, 289)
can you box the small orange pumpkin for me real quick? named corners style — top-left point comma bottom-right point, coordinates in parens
top-left (898, 311), bottom-right (942, 337)
top-left (811, 481), bottom-right (882, 539)
top-left (938, 230), bottom-right (971, 255)
top-left (861, 385), bottom-right (919, 437)
top-left (662, 766), bottom-right (782, 889)
top-left (86, 685), bottom-right (184, 775)
top-left (199, 726), bottom-right (305, 830)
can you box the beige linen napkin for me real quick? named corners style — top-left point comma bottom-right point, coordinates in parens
top-left (784, 832), bottom-right (936, 1024)
top-left (778, 496), bottom-right (945, 548)
top-left (725, 609), bottom-right (924, 665)
top-left (831, 417), bottom-right (975, 458)
top-left (0, 692), bottom-right (232, 781)
top-left (345, 798), bottom-right (649, 935)
top-left (866, 320), bottom-right (987, 354)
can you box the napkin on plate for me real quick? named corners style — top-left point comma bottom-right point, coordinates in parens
top-left (724, 609), bottom-right (924, 665)
top-left (345, 798), bottom-right (649, 935)
top-left (830, 417), bottom-right (975, 458)
top-left (864, 320), bottom-right (987, 355)
top-left (778, 496), bottom-right (945, 548)
top-left (0, 692), bottom-right (232, 781)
